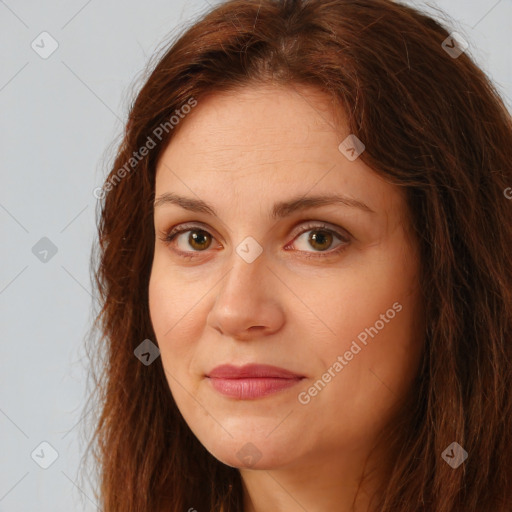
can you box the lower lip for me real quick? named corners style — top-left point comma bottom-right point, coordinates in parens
top-left (207, 377), bottom-right (303, 399)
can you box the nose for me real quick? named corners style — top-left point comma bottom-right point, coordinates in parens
top-left (206, 248), bottom-right (285, 341)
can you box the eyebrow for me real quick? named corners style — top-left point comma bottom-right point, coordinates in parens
top-left (153, 192), bottom-right (376, 218)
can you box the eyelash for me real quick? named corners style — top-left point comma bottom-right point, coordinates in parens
top-left (159, 221), bottom-right (351, 261)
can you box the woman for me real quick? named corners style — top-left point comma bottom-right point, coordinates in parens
top-left (84, 0), bottom-right (512, 510)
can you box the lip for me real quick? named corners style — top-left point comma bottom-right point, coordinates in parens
top-left (207, 363), bottom-right (304, 379)
top-left (206, 364), bottom-right (305, 399)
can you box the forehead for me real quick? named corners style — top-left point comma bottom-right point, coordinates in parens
top-left (154, 84), bottom-right (405, 225)
top-left (159, 84), bottom-right (338, 166)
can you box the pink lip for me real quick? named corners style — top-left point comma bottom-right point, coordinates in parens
top-left (206, 364), bottom-right (304, 399)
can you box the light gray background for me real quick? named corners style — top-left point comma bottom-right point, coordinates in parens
top-left (1, 0), bottom-right (511, 510)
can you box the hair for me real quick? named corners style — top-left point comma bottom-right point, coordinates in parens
top-left (82, 0), bottom-right (512, 510)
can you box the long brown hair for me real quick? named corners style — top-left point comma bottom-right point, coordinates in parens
top-left (82, 0), bottom-right (512, 510)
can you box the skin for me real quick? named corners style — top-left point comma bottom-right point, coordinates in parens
top-left (148, 83), bottom-right (425, 512)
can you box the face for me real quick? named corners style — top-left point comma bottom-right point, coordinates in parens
top-left (148, 84), bottom-right (424, 473)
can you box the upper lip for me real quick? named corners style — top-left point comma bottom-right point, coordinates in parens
top-left (207, 364), bottom-right (304, 379)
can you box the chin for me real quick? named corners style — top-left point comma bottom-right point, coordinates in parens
top-left (198, 432), bottom-right (296, 470)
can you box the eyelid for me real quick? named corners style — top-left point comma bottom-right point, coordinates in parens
top-left (160, 221), bottom-right (349, 242)
top-left (159, 220), bottom-right (352, 257)
top-left (289, 219), bottom-right (352, 241)
top-left (160, 222), bottom-right (223, 245)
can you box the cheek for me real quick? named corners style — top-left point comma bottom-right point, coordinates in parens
top-left (297, 303), bottom-right (422, 448)
top-left (298, 250), bottom-right (423, 432)
top-left (148, 262), bottom-right (198, 371)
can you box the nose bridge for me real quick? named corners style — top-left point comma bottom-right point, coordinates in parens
top-left (221, 237), bottom-right (267, 301)
top-left (207, 237), bottom-right (284, 338)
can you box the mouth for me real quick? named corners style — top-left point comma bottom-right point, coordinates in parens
top-left (205, 363), bottom-right (305, 400)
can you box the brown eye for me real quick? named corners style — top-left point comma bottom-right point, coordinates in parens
top-left (186, 230), bottom-right (212, 251)
top-left (161, 221), bottom-right (350, 261)
top-left (291, 223), bottom-right (349, 257)
top-left (170, 229), bottom-right (212, 251)
top-left (307, 230), bottom-right (334, 251)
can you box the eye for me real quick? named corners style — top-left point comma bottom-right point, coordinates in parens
top-left (158, 221), bottom-right (351, 260)
top-left (286, 222), bottom-right (350, 259)
top-left (159, 223), bottom-right (217, 258)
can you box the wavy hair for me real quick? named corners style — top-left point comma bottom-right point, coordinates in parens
top-left (83, 0), bottom-right (512, 510)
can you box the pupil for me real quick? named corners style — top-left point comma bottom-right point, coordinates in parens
top-left (190, 231), bottom-right (210, 250)
top-left (310, 231), bottom-right (331, 250)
